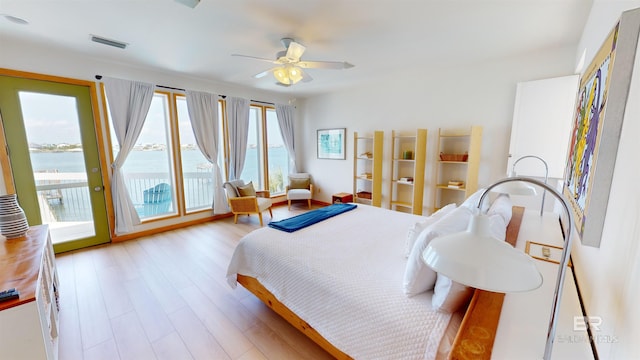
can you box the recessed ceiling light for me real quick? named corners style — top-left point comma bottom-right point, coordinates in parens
top-left (1, 14), bottom-right (29, 25)
top-left (90, 35), bottom-right (128, 49)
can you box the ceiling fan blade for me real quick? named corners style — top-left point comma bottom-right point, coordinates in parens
top-left (285, 41), bottom-right (306, 62)
top-left (297, 61), bottom-right (355, 69)
top-left (253, 68), bottom-right (277, 79)
top-left (232, 54), bottom-right (278, 64)
top-left (301, 70), bottom-right (313, 83)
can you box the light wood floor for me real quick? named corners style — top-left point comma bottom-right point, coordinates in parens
top-left (56, 204), bottom-right (335, 360)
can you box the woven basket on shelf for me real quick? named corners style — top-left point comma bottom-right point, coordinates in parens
top-left (439, 152), bottom-right (468, 162)
top-left (356, 191), bottom-right (372, 199)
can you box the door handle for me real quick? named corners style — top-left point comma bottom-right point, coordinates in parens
top-left (94, 186), bottom-right (103, 192)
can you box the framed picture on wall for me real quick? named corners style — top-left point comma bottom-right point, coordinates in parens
top-left (563, 12), bottom-right (639, 247)
top-left (317, 128), bottom-right (346, 160)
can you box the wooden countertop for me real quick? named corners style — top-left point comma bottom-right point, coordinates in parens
top-left (0, 225), bottom-right (49, 311)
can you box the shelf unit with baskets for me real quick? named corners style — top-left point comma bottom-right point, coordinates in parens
top-left (433, 126), bottom-right (483, 211)
top-left (353, 131), bottom-right (383, 207)
top-left (388, 129), bottom-right (427, 215)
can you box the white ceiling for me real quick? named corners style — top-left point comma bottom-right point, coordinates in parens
top-left (0, 0), bottom-right (592, 97)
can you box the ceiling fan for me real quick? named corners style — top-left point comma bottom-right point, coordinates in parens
top-left (232, 38), bottom-right (355, 86)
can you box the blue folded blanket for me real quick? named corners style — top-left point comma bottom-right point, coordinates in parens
top-left (268, 203), bottom-right (357, 232)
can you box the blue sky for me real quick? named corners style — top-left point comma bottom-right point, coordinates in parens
top-left (19, 91), bottom-right (284, 147)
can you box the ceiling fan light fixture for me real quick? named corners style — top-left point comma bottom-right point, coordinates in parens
top-left (273, 65), bottom-right (303, 85)
top-left (235, 37), bottom-right (352, 86)
top-left (288, 66), bottom-right (303, 84)
top-left (273, 67), bottom-right (291, 85)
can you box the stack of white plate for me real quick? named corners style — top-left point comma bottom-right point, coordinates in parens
top-left (0, 194), bottom-right (29, 239)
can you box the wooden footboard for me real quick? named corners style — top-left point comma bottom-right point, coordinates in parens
top-left (237, 206), bottom-right (525, 360)
top-left (237, 274), bottom-right (351, 359)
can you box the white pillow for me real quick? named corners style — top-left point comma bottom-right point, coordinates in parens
top-left (404, 228), bottom-right (441, 296)
top-left (403, 206), bottom-right (473, 297)
top-left (432, 275), bottom-right (475, 313)
top-left (488, 193), bottom-right (513, 225)
top-left (404, 203), bottom-right (457, 257)
top-left (431, 212), bottom-right (509, 312)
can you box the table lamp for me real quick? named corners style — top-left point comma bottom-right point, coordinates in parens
top-left (491, 155), bottom-right (549, 216)
top-left (422, 176), bottom-right (574, 360)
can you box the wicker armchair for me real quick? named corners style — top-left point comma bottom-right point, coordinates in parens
top-left (286, 173), bottom-right (313, 210)
top-left (223, 180), bottom-right (273, 226)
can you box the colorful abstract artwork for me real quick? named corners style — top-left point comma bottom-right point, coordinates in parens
top-left (564, 26), bottom-right (616, 231)
top-left (563, 15), bottom-right (636, 247)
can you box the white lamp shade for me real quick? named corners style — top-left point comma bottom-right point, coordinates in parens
top-left (422, 214), bottom-right (542, 293)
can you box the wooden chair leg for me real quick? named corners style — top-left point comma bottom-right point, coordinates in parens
top-left (288, 199), bottom-right (291, 210)
top-left (258, 213), bottom-right (264, 226)
top-left (268, 207), bottom-right (273, 217)
top-left (307, 199), bottom-right (311, 209)
top-left (234, 214), bottom-right (238, 224)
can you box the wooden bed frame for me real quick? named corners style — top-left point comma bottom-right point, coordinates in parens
top-left (237, 206), bottom-right (525, 360)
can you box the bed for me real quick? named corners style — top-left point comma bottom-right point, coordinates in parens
top-left (227, 202), bottom-right (524, 359)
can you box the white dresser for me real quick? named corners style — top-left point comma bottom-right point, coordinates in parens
top-left (0, 225), bottom-right (59, 360)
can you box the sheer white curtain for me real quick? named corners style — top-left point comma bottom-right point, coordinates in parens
top-left (226, 97), bottom-right (250, 180)
top-left (275, 103), bottom-right (297, 174)
top-left (185, 90), bottom-right (229, 214)
top-left (104, 77), bottom-right (155, 234)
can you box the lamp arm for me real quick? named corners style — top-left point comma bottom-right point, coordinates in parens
top-left (513, 155), bottom-right (550, 216)
top-left (478, 176), bottom-right (574, 360)
top-left (512, 155), bottom-right (549, 175)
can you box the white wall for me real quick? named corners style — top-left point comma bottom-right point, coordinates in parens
top-left (571, 2), bottom-right (640, 359)
top-left (300, 47), bottom-right (578, 213)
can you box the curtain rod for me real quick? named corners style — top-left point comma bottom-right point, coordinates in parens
top-left (251, 100), bottom-right (275, 106)
top-left (95, 75), bottom-right (226, 98)
top-left (95, 75), bottom-right (275, 105)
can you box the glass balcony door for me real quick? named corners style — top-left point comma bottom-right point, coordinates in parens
top-left (0, 74), bottom-right (109, 252)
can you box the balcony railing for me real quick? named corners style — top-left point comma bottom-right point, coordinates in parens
top-left (34, 171), bottom-right (215, 223)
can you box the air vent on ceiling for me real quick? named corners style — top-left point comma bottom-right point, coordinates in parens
top-left (175, 0), bottom-right (200, 8)
top-left (90, 35), bottom-right (128, 49)
top-left (1, 14), bottom-right (29, 25)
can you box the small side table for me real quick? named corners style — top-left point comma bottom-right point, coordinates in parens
top-left (332, 192), bottom-right (353, 204)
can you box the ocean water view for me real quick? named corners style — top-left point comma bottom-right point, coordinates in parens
top-left (30, 146), bottom-right (288, 223)
top-left (31, 149), bottom-right (213, 173)
top-left (30, 147), bottom-right (288, 181)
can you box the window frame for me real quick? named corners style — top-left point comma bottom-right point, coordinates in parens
top-left (103, 90), bottom-right (181, 223)
top-left (173, 93), bottom-right (226, 214)
top-left (244, 103), bottom-right (290, 196)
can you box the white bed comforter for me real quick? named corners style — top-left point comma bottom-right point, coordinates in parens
top-left (226, 204), bottom-right (452, 360)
